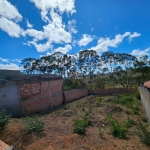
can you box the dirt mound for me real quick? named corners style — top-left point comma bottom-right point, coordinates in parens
top-left (61, 110), bottom-right (75, 117)
top-left (105, 105), bottom-right (123, 113)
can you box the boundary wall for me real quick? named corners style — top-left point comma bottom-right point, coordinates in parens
top-left (0, 76), bottom-right (137, 117)
top-left (138, 85), bottom-right (150, 123)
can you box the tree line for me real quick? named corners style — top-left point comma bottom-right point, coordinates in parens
top-left (21, 50), bottom-right (150, 88)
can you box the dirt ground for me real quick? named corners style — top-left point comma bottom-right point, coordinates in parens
top-left (0, 95), bottom-right (150, 150)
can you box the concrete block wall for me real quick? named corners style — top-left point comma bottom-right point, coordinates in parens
top-left (64, 89), bottom-right (88, 102)
top-left (0, 81), bottom-right (19, 117)
top-left (88, 88), bottom-right (136, 96)
top-left (19, 80), bottom-right (63, 116)
top-left (138, 86), bottom-right (150, 123)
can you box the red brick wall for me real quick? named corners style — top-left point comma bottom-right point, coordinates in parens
top-left (88, 88), bottom-right (136, 96)
top-left (19, 80), bottom-right (63, 116)
top-left (64, 89), bottom-right (88, 102)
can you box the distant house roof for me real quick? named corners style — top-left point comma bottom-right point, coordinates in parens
top-left (144, 81), bottom-right (150, 88)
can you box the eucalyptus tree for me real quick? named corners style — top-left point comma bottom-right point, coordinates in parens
top-left (21, 58), bottom-right (36, 74)
top-left (78, 50), bottom-right (100, 89)
top-left (101, 51), bottom-right (119, 88)
top-left (118, 53), bottom-right (137, 88)
top-left (133, 55), bottom-right (150, 83)
top-left (114, 66), bottom-right (125, 87)
top-left (50, 52), bottom-right (64, 75)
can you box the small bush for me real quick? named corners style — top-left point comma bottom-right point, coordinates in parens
top-left (96, 97), bottom-right (103, 103)
top-left (73, 119), bottom-right (86, 134)
top-left (114, 95), bottom-right (134, 108)
top-left (108, 115), bottom-right (128, 139)
top-left (0, 109), bottom-right (10, 129)
top-left (73, 115), bottom-right (92, 135)
top-left (24, 116), bottom-right (45, 133)
top-left (63, 104), bottom-right (70, 110)
top-left (123, 117), bottom-right (135, 128)
top-left (135, 90), bottom-right (141, 100)
top-left (135, 120), bottom-right (150, 145)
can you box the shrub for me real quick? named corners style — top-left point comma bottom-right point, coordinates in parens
top-left (108, 115), bottom-right (128, 139)
top-left (123, 117), bottom-right (135, 128)
top-left (114, 95), bottom-right (134, 108)
top-left (63, 104), bottom-right (70, 110)
top-left (135, 120), bottom-right (150, 145)
top-left (135, 90), bottom-right (141, 100)
top-left (24, 116), bottom-right (45, 133)
top-left (96, 97), bottom-right (103, 103)
top-left (0, 109), bottom-right (10, 129)
top-left (73, 116), bottom-right (92, 135)
top-left (73, 119), bottom-right (86, 134)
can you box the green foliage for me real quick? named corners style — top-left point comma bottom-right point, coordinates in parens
top-left (0, 109), bottom-right (10, 129)
top-left (73, 119), bottom-right (86, 134)
top-left (63, 79), bottom-right (83, 90)
top-left (24, 116), bottom-right (45, 133)
top-left (73, 114), bottom-right (92, 135)
top-left (131, 106), bottom-right (140, 115)
top-left (56, 109), bottom-right (63, 116)
top-left (123, 117), bottom-right (135, 128)
top-left (96, 97), bottom-right (103, 103)
top-left (94, 78), bottom-right (105, 89)
top-left (63, 104), bottom-right (70, 110)
top-left (141, 116), bottom-right (148, 123)
top-left (108, 115), bottom-right (128, 139)
top-left (135, 120), bottom-right (150, 145)
top-left (114, 95), bottom-right (134, 108)
top-left (135, 90), bottom-right (141, 100)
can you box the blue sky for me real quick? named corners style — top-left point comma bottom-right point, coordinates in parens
top-left (0, 0), bottom-right (150, 70)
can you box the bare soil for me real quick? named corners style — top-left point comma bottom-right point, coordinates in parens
top-left (0, 95), bottom-right (150, 150)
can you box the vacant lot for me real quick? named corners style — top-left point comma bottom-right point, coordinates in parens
top-left (0, 94), bottom-right (150, 150)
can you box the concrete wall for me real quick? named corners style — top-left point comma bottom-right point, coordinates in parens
top-left (138, 86), bottom-right (150, 123)
top-left (88, 88), bottom-right (136, 96)
top-left (64, 89), bottom-right (88, 102)
top-left (0, 81), bottom-right (19, 117)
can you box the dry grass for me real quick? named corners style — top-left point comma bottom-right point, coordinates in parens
top-left (0, 94), bottom-right (149, 150)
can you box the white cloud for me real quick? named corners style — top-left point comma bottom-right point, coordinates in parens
top-left (28, 40), bottom-right (53, 52)
top-left (78, 34), bottom-right (94, 47)
top-left (0, 63), bottom-right (21, 70)
top-left (12, 59), bottom-right (21, 63)
top-left (25, 11), bottom-right (72, 52)
top-left (0, 0), bottom-right (23, 37)
top-left (30, 0), bottom-right (76, 22)
top-left (91, 28), bottom-right (94, 31)
top-left (0, 17), bottom-right (23, 37)
top-left (90, 32), bottom-right (137, 53)
top-left (24, 28), bottom-right (45, 41)
top-left (53, 44), bottom-right (72, 54)
top-left (131, 47), bottom-right (150, 57)
top-left (129, 32), bottom-right (141, 42)
top-left (0, 0), bottom-right (22, 22)
top-left (0, 57), bottom-right (9, 63)
top-left (26, 20), bottom-right (33, 28)
top-left (68, 19), bottom-right (78, 34)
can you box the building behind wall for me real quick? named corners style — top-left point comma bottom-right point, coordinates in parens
top-left (0, 70), bottom-right (20, 80)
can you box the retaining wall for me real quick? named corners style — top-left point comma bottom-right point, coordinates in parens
top-left (138, 86), bottom-right (150, 123)
top-left (64, 89), bottom-right (88, 102)
top-left (89, 88), bottom-right (136, 96)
